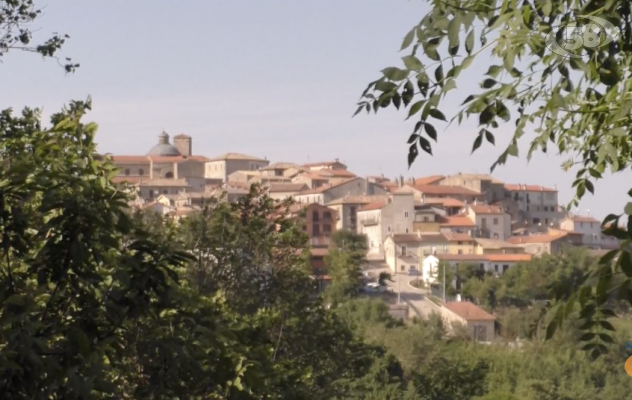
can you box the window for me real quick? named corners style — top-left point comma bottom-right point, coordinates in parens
top-left (163, 190), bottom-right (168, 194)
top-left (526, 205), bottom-right (530, 211)
top-left (544, 206), bottom-right (548, 211)
top-left (302, 225), bottom-right (307, 231)
top-left (165, 171), bottom-right (174, 178)
top-left (580, 222), bottom-right (584, 228)
top-left (545, 218), bottom-right (549, 224)
top-left (458, 249), bottom-right (463, 254)
top-left (149, 190), bottom-right (154, 197)
top-left (423, 216), bottom-right (429, 222)
top-left (493, 233), bottom-right (499, 239)
top-left (533, 218), bottom-right (540, 224)
top-left (323, 224), bottom-right (331, 233)
top-left (312, 211), bottom-right (319, 222)
top-left (536, 206), bottom-right (540, 211)
top-left (481, 217), bottom-right (487, 226)
top-left (458, 241), bottom-right (463, 245)
top-left (493, 218), bottom-right (499, 225)
top-left (323, 211), bottom-right (332, 220)
top-left (404, 211), bottom-right (409, 218)
top-left (473, 325), bottom-right (488, 341)
top-left (401, 246), bottom-right (407, 256)
top-left (125, 168), bottom-right (130, 176)
top-left (312, 225), bottom-right (320, 236)
top-left (405, 228), bottom-right (409, 233)
top-left (503, 264), bottom-right (509, 272)
top-left (139, 168), bottom-right (144, 176)
top-left (479, 263), bottom-right (485, 271)
top-left (387, 225), bottom-right (392, 233)
top-left (494, 264), bottom-right (499, 272)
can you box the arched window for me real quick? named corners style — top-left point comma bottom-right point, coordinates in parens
top-left (165, 172), bottom-right (174, 178)
top-left (125, 168), bottom-right (130, 176)
top-left (139, 168), bottom-right (144, 176)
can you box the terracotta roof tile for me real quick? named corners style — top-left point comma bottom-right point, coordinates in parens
top-left (469, 204), bottom-right (505, 214)
top-left (422, 197), bottom-right (465, 208)
top-left (359, 201), bottom-right (388, 211)
top-left (318, 169), bottom-right (356, 178)
top-left (443, 232), bottom-right (475, 242)
top-left (412, 184), bottom-right (480, 196)
top-left (444, 301), bottom-right (496, 321)
top-left (326, 195), bottom-right (388, 205)
top-left (486, 254), bottom-right (532, 262)
top-left (414, 175), bottom-right (445, 185)
top-left (439, 215), bottom-right (476, 227)
top-left (296, 177), bottom-right (361, 195)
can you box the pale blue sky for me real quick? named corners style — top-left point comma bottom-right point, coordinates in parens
top-left (0, 0), bottom-right (628, 219)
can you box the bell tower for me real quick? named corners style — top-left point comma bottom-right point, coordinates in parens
top-left (174, 134), bottom-right (192, 156)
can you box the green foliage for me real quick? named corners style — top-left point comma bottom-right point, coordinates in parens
top-left (0, 1), bottom-right (78, 72)
top-left (357, 0), bottom-right (632, 355)
top-left (324, 248), bottom-right (363, 305)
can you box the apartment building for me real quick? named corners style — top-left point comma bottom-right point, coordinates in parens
top-left (439, 173), bottom-right (506, 204)
top-left (559, 215), bottom-right (603, 248)
top-left (357, 191), bottom-right (415, 259)
top-left (503, 184), bottom-right (564, 225)
top-left (406, 184), bottom-right (484, 203)
top-left (205, 153), bottom-right (270, 182)
top-left (286, 203), bottom-right (338, 248)
top-left (325, 195), bottom-right (388, 231)
top-left (463, 204), bottom-right (512, 240)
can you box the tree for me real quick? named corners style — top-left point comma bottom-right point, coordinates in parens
top-left (379, 271), bottom-right (394, 286)
top-left (434, 261), bottom-right (456, 299)
top-left (324, 248), bottom-right (363, 305)
top-left (0, 101), bottom-right (258, 398)
top-left (356, 0), bottom-right (632, 355)
top-left (0, 0), bottom-right (78, 72)
top-left (331, 229), bottom-right (368, 266)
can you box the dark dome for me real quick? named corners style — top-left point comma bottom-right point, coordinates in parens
top-left (147, 131), bottom-right (181, 156)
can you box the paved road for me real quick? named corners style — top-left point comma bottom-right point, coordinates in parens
top-left (363, 262), bottom-right (442, 319)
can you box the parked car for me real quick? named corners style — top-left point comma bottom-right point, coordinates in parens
top-left (364, 282), bottom-right (386, 293)
top-left (408, 268), bottom-right (421, 276)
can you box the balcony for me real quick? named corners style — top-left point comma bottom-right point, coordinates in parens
top-left (310, 237), bottom-right (331, 248)
top-left (361, 217), bottom-right (379, 226)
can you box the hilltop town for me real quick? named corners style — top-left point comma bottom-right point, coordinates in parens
top-left (109, 132), bottom-right (618, 280)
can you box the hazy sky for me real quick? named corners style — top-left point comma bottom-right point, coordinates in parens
top-left (0, 1), bottom-right (629, 219)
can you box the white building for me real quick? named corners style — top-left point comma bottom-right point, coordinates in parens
top-left (559, 215), bottom-right (603, 248)
top-left (421, 253), bottom-right (532, 284)
top-left (503, 184), bottom-right (564, 225)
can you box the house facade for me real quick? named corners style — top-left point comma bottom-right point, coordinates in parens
top-left (205, 153), bottom-right (270, 182)
top-left (464, 204), bottom-right (512, 240)
top-left (357, 192), bottom-right (415, 258)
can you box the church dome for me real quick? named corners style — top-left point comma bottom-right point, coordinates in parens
top-left (147, 131), bottom-right (181, 156)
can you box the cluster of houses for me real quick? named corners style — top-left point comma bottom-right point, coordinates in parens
top-left (108, 132), bottom-right (619, 284)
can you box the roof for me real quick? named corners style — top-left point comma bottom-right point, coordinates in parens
top-left (208, 153), bottom-right (268, 162)
top-left (390, 234), bottom-right (424, 243)
top-left (443, 232), bottom-right (475, 242)
top-left (317, 169), bottom-right (356, 178)
top-left (414, 175), bottom-right (445, 185)
top-left (111, 176), bottom-right (145, 184)
top-left (506, 234), bottom-right (571, 244)
top-left (259, 162), bottom-right (304, 171)
top-left (412, 184), bottom-right (480, 196)
top-left (326, 195), bottom-right (388, 205)
top-left (148, 143), bottom-right (181, 156)
top-left (448, 173), bottom-right (504, 184)
top-left (421, 197), bottom-right (465, 208)
top-left (359, 201), bottom-right (388, 212)
top-left (303, 160), bottom-right (347, 168)
top-left (439, 215), bottom-right (476, 227)
top-left (109, 155), bottom-right (212, 163)
top-left (296, 177), bottom-right (362, 195)
top-left (565, 215), bottom-right (600, 223)
top-left (173, 133), bottom-right (191, 139)
top-left (267, 183), bottom-right (308, 193)
top-left (214, 186), bottom-right (249, 195)
top-left (469, 204), bottom-right (505, 214)
top-left (389, 233), bottom-right (451, 244)
top-left (444, 301), bottom-right (496, 321)
top-left (437, 253), bottom-right (531, 262)
top-left (139, 178), bottom-right (190, 187)
top-left (474, 238), bottom-right (521, 249)
top-left (504, 184), bottom-right (557, 192)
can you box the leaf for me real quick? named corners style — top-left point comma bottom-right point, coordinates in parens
top-left (434, 64), bottom-right (444, 84)
top-left (570, 58), bottom-right (589, 73)
top-left (462, 56), bottom-right (474, 70)
top-left (479, 107), bottom-right (495, 125)
top-left (429, 109), bottom-right (447, 121)
top-left (465, 30), bottom-right (475, 54)
top-left (545, 319), bottom-right (557, 340)
top-left (585, 179), bottom-right (594, 194)
top-left (599, 320), bottom-right (615, 331)
top-left (471, 134), bottom-right (483, 153)
top-left (408, 144), bottom-right (419, 167)
top-left (407, 101), bottom-right (424, 119)
top-left (481, 78), bottom-right (497, 88)
top-left (484, 129), bottom-right (495, 145)
top-left (425, 123), bottom-right (438, 141)
top-left (352, 105), bottom-right (364, 117)
top-left (401, 27), bottom-right (416, 50)
top-left (407, 134), bottom-right (419, 144)
top-left (375, 81), bottom-right (397, 92)
top-left (486, 65), bottom-right (503, 78)
top-left (382, 67), bottom-right (408, 81)
top-left (402, 55), bottom-right (424, 71)
top-left (448, 16), bottom-right (461, 49)
top-left (419, 137), bottom-right (433, 155)
top-left (543, 0), bottom-right (552, 16)
top-left (579, 332), bottom-right (596, 341)
top-left (443, 78), bottom-right (457, 92)
top-left (461, 94), bottom-right (475, 105)
top-left (504, 49), bottom-right (515, 71)
top-left (507, 143), bottom-right (518, 157)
